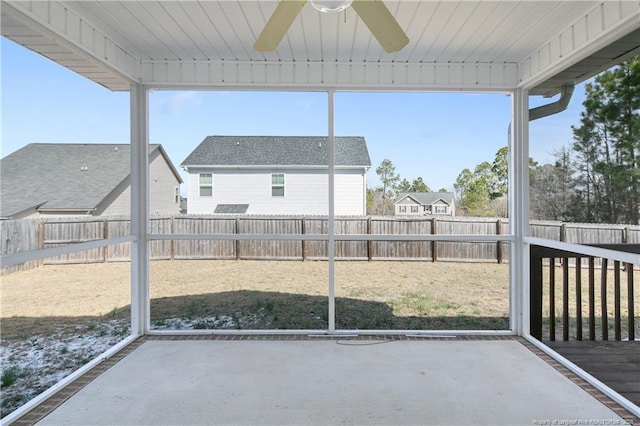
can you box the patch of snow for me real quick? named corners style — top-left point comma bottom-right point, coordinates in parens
top-left (151, 312), bottom-right (264, 330)
top-left (1, 319), bottom-right (130, 418)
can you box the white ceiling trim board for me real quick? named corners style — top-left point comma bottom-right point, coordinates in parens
top-left (140, 60), bottom-right (518, 91)
top-left (518, 1), bottom-right (640, 90)
top-left (3, 1), bottom-right (138, 89)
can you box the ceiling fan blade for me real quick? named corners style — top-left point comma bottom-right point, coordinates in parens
top-left (254, 1), bottom-right (308, 52)
top-left (351, 0), bottom-right (409, 53)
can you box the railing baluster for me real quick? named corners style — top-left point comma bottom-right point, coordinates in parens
top-left (627, 263), bottom-right (635, 341)
top-left (563, 257), bottom-right (570, 341)
top-left (549, 257), bottom-right (556, 341)
top-left (601, 258), bottom-right (608, 341)
top-left (589, 257), bottom-right (595, 340)
top-left (528, 244), bottom-right (637, 344)
top-left (614, 261), bottom-right (621, 341)
top-left (575, 257), bottom-right (582, 341)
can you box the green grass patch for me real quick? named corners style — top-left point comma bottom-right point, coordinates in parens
top-left (1, 366), bottom-right (29, 388)
top-left (393, 292), bottom-right (460, 315)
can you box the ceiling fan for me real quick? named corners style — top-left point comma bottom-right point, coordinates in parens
top-left (254, 0), bottom-right (409, 53)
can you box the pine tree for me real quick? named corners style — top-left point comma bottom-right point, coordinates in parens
top-left (568, 57), bottom-right (640, 224)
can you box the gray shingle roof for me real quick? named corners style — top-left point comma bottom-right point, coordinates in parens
top-left (181, 136), bottom-right (371, 167)
top-left (395, 192), bottom-right (455, 205)
top-left (0, 143), bottom-right (177, 218)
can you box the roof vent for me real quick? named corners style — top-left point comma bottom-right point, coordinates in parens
top-left (319, 142), bottom-right (322, 147)
top-left (114, 146), bottom-right (118, 151)
top-left (81, 166), bottom-right (88, 172)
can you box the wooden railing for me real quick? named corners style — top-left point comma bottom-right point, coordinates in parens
top-left (530, 243), bottom-right (639, 341)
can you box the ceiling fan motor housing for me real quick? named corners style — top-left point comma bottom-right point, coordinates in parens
top-left (310, 0), bottom-right (353, 13)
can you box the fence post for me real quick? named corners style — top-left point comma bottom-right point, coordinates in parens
top-left (103, 218), bottom-right (109, 263)
top-left (37, 220), bottom-right (45, 267)
top-left (170, 216), bottom-right (175, 260)
top-left (37, 220), bottom-right (45, 250)
top-left (496, 219), bottom-right (502, 264)
top-left (301, 217), bottom-right (306, 261)
top-left (560, 223), bottom-right (567, 242)
top-left (235, 217), bottom-right (241, 261)
top-left (367, 217), bottom-right (372, 261)
top-left (431, 218), bottom-right (437, 262)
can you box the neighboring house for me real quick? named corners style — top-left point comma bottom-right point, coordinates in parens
top-left (181, 136), bottom-right (371, 216)
top-left (394, 192), bottom-right (456, 217)
top-left (0, 143), bottom-right (183, 219)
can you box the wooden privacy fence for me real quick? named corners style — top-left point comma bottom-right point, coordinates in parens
top-left (0, 219), bottom-right (40, 274)
top-left (2, 216), bottom-right (639, 272)
top-left (19, 216), bottom-right (511, 265)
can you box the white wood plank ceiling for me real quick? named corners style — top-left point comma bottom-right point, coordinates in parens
top-left (2, 1), bottom-right (639, 93)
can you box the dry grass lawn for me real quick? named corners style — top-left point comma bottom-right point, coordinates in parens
top-left (1, 260), bottom-right (510, 337)
top-left (3, 259), bottom-right (636, 338)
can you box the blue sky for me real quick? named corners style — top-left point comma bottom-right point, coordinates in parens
top-left (1, 37), bottom-right (587, 192)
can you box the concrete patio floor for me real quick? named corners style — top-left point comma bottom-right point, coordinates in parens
top-left (35, 337), bottom-right (630, 425)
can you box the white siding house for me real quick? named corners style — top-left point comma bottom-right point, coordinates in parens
top-left (395, 192), bottom-right (456, 217)
top-left (182, 136), bottom-right (371, 216)
top-left (0, 144), bottom-right (182, 219)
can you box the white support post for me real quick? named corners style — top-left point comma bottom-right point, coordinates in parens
top-left (509, 88), bottom-right (530, 336)
top-left (328, 91), bottom-right (336, 333)
top-left (130, 83), bottom-right (150, 336)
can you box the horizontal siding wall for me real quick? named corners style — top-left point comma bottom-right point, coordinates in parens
top-left (335, 171), bottom-right (366, 216)
top-left (100, 185), bottom-right (130, 217)
top-left (99, 153), bottom-right (182, 217)
top-left (185, 168), bottom-right (365, 216)
top-left (2, 217), bottom-right (639, 274)
top-left (149, 152), bottom-right (182, 216)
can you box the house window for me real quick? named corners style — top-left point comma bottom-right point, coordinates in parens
top-left (435, 205), bottom-right (448, 214)
top-left (174, 187), bottom-right (180, 203)
top-left (411, 205), bottom-right (419, 213)
top-left (399, 205), bottom-right (406, 213)
top-left (199, 173), bottom-right (212, 197)
top-left (272, 173), bottom-right (285, 197)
